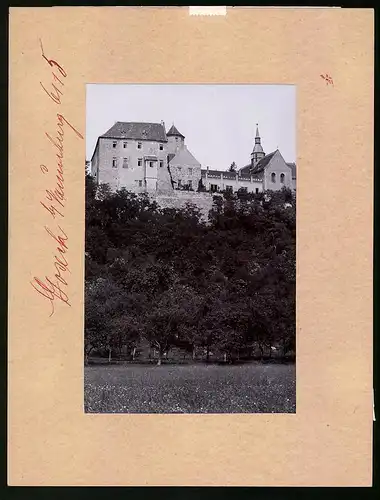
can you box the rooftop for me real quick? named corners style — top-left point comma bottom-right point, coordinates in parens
top-left (101, 122), bottom-right (167, 142)
top-left (166, 124), bottom-right (185, 138)
top-left (239, 150), bottom-right (277, 175)
top-left (251, 150), bottom-right (277, 174)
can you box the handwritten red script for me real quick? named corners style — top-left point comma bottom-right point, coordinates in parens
top-left (30, 41), bottom-right (84, 316)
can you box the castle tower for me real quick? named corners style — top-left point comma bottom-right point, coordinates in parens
top-left (251, 124), bottom-right (265, 167)
top-left (166, 123), bottom-right (185, 155)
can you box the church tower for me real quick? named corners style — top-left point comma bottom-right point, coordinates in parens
top-left (166, 124), bottom-right (185, 155)
top-left (251, 124), bottom-right (265, 167)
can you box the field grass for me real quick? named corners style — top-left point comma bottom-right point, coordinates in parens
top-left (84, 362), bottom-right (296, 413)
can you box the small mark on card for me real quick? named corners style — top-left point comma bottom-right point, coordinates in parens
top-left (320, 73), bottom-right (334, 86)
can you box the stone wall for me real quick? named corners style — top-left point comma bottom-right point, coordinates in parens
top-left (169, 147), bottom-right (202, 191)
top-left (153, 191), bottom-right (216, 220)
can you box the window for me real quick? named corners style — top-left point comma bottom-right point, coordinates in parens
top-left (112, 157), bottom-right (117, 168)
top-left (123, 142), bottom-right (127, 148)
top-left (112, 141), bottom-right (117, 148)
top-left (177, 166), bottom-right (182, 173)
top-left (210, 184), bottom-right (218, 192)
top-left (123, 158), bottom-right (128, 168)
top-left (149, 161), bottom-right (154, 168)
top-left (280, 173), bottom-right (285, 184)
top-left (240, 187), bottom-right (248, 193)
top-left (159, 161), bottom-right (164, 168)
top-left (137, 142), bottom-right (142, 149)
top-left (271, 172), bottom-right (276, 183)
top-left (175, 137), bottom-right (178, 142)
top-left (137, 158), bottom-right (142, 167)
top-left (159, 144), bottom-right (164, 151)
top-left (255, 188), bottom-right (259, 194)
top-left (188, 167), bottom-right (193, 175)
top-left (138, 180), bottom-right (143, 187)
top-left (188, 180), bottom-right (193, 189)
top-left (178, 179), bottom-right (182, 188)
top-left (226, 185), bottom-right (233, 192)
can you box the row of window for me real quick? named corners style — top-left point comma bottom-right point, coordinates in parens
top-left (271, 172), bottom-right (286, 183)
top-left (112, 157), bottom-right (164, 169)
top-left (212, 185), bottom-right (260, 194)
top-left (177, 167), bottom-right (193, 175)
top-left (112, 140), bottom-right (164, 151)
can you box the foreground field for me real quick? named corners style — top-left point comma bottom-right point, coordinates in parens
top-left (84, 363), bottom-right (296, 413)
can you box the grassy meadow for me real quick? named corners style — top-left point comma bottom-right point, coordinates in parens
top-left (84, 362), bottom-right (296, 414)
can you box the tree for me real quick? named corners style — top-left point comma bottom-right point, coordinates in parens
top-left (84, 181), bottom-right (296, 365)
top-left (228, 161), bottom-right (237, 172)
top-left (110, 314), bottom-right (142, 360)
top-left (144, 284), bottom-right (202, 365)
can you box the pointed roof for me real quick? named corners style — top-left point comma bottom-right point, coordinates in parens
top-left (252, 150), bottom-right (277, 173)
top-left (252, 142), bottom-right (264, 154)
top-left (255, 124), bottom-right (260, 138)
top-left (239, 150), bottom-right (277, 175)
top-left (252, 123), bottom-right (264, 154)
top-left (166, 124), bottom-right (185, 138)
top-left (168, 146), bottom-right (200, 166)
top-left (101, 122), bottom-right (167, 142)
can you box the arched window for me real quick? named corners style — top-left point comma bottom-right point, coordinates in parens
top-left (280, 173), bottom-right (285, 183)
top-left (271, 172), bottom-right (276, 183)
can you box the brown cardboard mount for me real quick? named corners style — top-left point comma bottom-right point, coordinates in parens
top-left (8, 7), bottom-right (374, 486)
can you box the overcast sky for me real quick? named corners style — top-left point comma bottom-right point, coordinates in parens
top-left (86, 85), bottom-right (296, 169)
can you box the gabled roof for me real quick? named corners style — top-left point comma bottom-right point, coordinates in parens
top-left (166, 124), bottom-right (185, 138)
top-left (239, 164), bottom-right (252, 174)
top-left (101, 122), bottom-right (167, 142)
top-left (252, 150), bottom-right (277, 173)
top-left (169, 146), bottom-right (200, 167)
top-left (286, 162), bottom-right (297, 179)
top-left (239, 150), bottom-right (277, 175)
top-left (167, 153), bottom-right (176, 163)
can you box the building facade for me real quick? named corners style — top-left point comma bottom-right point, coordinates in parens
top-left (201, 169), bottom-right (263, 194)
top-left (91, 122), bottom-right (172, 193)
top-left (237, 125), bottom-right (296, 192)
top-left (166, 125), bottom-right (202, 191)
top-left (91, 122), bottom-right (296, 195)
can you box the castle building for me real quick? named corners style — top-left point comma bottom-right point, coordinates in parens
top-left (200, 125), bottom-right (296, 193)
top-left (166, 124), bottom-right (202, 191)
top-left (91, 121), bottom-right (172, 193)
top-left (90, 121), bottom-right (296, 194)
top-left (90, 121), bottom-right (202, 194)
top-left (238, 125), bottom-right (296, 192)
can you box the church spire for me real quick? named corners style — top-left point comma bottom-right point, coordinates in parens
top-left (251, 123), bottom-right (265, 167)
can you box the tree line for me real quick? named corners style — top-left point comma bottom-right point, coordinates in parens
top-left (85, 174), bottom-right (296, 365)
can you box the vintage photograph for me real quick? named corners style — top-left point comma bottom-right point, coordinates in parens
top-left (84, 84), bottom-right (296, 413)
